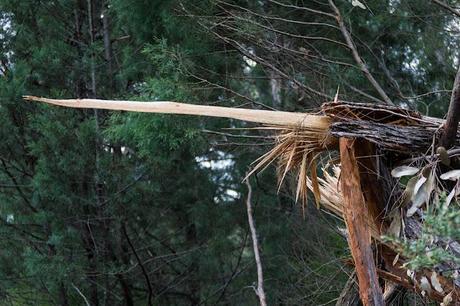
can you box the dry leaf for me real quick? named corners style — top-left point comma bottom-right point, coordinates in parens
top-left (446, 187), bottom-right (456, 206)
top-left (387, 210), bottom-right (401, 238)
top-left (408, 179), bottom-right (429, 216)
top-left (406, 205), bottom-right (418, 217)
top-left (440, 169), bottom-right (460, 181)
top-left (436, 146), bottom-right (451, 166)
top-left (413, 176), bottom-right (427, 196)
top-left (402, 176), bottom-right (419, 205)
top-left (442, 291), bottom-right (453, 306)
top-left (419, 276), bottom-right (431, 294)
top-left (392, 253), bottom-right (400, 266)
top-left (351, 0), bottom-right (366, 9)
top-left (430, 272), bottom-right (443, 293)
top-left (391, 166), bottom-right (419, 178)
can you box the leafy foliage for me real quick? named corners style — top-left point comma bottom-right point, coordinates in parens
top-left (386, 195), bottom-right (460, 273)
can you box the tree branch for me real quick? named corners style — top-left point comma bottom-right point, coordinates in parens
top-left (122, 223), bottom-right (154, 306)
top-left (432, 0), bottom-right (460, 18)
top-left (441, 64), bottom-right (460, 148)
top-left (328, 0), bottom-right (393, 105)
top-left (245, 177), bottom-right (267, 306)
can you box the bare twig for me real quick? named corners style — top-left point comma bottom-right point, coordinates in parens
top-left (122, 223), bottom-right (154, 306)
top-left (432, 0), bottom-right (460, 18)
top-left (71, 283), bottom-right (91, 306)
top-left (441, 64), bottom-right (460, 148)
top-left (328, 0), bottom-right (393, 105)
top-left (268, 0), bottom-right (335, 19)
top-left (335, 272), bottom-right (360, 306)
top-left (339, 139), bottom-right (384, 306)
top-left (244, 177), bottom-right (267, 306)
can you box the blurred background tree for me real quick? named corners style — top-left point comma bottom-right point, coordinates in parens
top-left (0, 0), bottom-right (458, 305)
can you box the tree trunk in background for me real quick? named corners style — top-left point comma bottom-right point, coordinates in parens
top-left (441, 64), bottom-right (460, 148)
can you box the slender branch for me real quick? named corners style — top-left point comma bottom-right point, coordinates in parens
top-left (71, 283), bottom-right (91, 306)
top-left (122, 223), bottom-right (154, 306)
top-left (432, 0), bottom-right (460, 17)
top-left (328, 0), bottom-right (393, 105)
top-left (244, 177), bottom-right (267, 306)
top-left (268, 0), bottom-right (336, 19)
top-left (440, 64), bottom-right (460, 148)
top-left (335, 272), bottom-right (360, 306)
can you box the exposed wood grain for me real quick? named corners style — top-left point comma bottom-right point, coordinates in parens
top-left (23, 96), bottom-right (330, 129)
top-left (340, 138), bottom-right (384, 306)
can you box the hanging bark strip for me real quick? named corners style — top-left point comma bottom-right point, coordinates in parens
top-left (339, 138), bottom-right (384, 306)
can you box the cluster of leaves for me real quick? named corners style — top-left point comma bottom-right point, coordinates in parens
top-left (386, 194), bottom-right (460, 275)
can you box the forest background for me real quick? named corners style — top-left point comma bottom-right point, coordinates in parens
top-left (0, 0), bottom-right (458, 305)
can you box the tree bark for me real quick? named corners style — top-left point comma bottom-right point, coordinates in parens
top-left (441, 64), bottom-right (460, 148)
top-left (339, 138), bottom-right (384, 306)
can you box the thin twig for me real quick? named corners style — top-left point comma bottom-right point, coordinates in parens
top-left (122, 223), bottom-right (154, 306)
top-left (244, 176), bottom-right (267, 306)
top-left (431, 0), bottom-right (460, 18)
top-left (71, 283), bottom-right (91, 306)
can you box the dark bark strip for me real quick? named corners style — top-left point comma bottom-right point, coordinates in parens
top-left (330, 121), bottom-right (442, 153)
top-left (339, 138), bottom-right (384, 306)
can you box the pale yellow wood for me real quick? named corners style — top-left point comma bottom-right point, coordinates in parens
top-left (23, 96), bottom-right (330, 129)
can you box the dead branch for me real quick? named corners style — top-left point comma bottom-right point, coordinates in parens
top-left (245, 177), bottom-right (267, 306)
top-left (328, 0), bottom-right (393, 105)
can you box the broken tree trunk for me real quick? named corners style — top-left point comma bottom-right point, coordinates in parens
top-left (23, 95), bottom-right (460, 304)
top-left (339, 138), bottom-right (384, 306)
